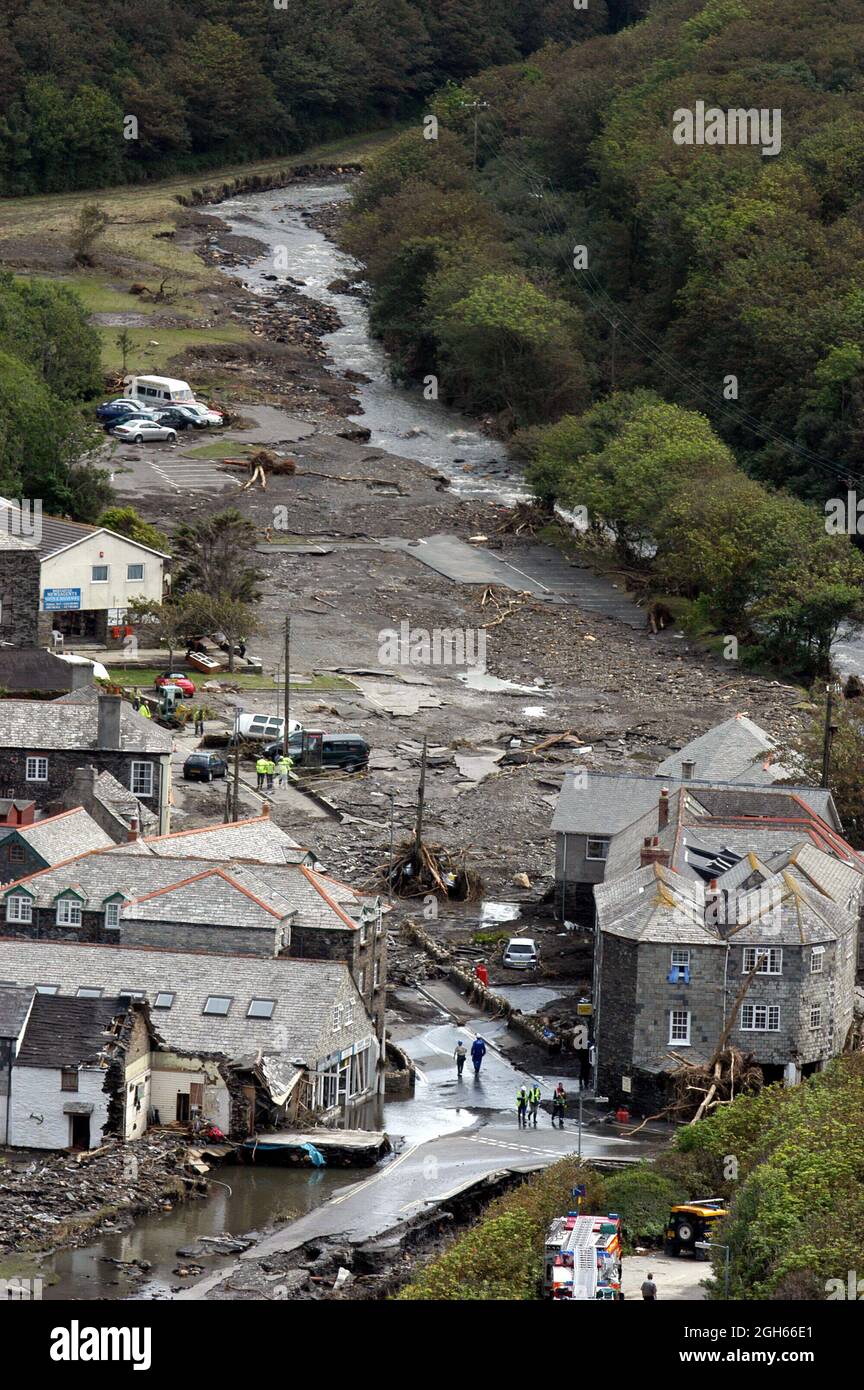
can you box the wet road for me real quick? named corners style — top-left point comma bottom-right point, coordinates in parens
top-left (181, 1013), bottom-right (658, 1300)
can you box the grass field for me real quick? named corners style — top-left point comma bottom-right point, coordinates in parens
top-left (0, 128), bottom-right (395, 380)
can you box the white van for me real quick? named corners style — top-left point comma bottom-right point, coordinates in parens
top-left (125, 375), bottom-right (195, 407)
top-left (234, 713), bottom-right (302, 742)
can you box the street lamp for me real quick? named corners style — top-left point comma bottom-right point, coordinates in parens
top-left (695, 1240), bottom-right (730, 1299)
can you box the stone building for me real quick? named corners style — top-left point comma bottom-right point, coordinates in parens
top-left (0, 806), bottom-right (114, 884)
top-left (592, 782), bottom-right (864, 1112)
top-left (0, 690), bottom-right (173, 834)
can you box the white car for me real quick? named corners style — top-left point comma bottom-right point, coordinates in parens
top-left (186, 402), bottom-right (224, 427)
top-left (112, 417), bottom-right (178, 443)
top-left (502, 937), bottom-right (540, 969)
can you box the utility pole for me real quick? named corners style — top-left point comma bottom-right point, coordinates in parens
top-left (821, 685), bottom-right (837, 788)
top-left (232, 706), bottom-right (241, 822)
top-left (414, 735), bottom-right (427, 852)
top-left (610, 320), bottom-right (619, 390)
top-left (387, 791), bottom-right (396, 905)
top-left (283, 615), bottom-right (291, 742)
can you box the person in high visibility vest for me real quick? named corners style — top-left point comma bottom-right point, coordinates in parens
top-left (264, 757), bottom-right (276, 790)
top-left (552, 1083), bottom-right (567, 1128)
top-left (277, 753), bottom-right (293, 786)
top-left (139, 702), bottom-right (151, 720)
top-left (255, 755), bottom-right (267, 790)
top-left (517, 1086), bottom-right (529, 1128)
top-left (529, 1084), bottom-right (541, 1128)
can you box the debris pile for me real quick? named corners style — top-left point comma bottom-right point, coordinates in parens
top-left (628, 1047), bottom-right (763, 1134)
top-left (0, 1133), bottom-right (202, 1256)
top-left (382, 838), bottom-right (482, 902)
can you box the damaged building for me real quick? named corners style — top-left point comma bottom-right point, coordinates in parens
top-left (0, 937), bottom-right (378, 1138)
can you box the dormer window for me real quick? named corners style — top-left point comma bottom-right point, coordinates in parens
top-left (5, 894), bottom-right (32, 924)
top-left (56, 898), bottom-right (82, 927)
top-left (104, 901), bottom-right (121, 930)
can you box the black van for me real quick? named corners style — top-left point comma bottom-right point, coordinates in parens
top-left (264, 733), bottom-right (370, 772)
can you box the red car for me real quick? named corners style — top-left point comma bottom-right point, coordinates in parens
top-left (155, 671), bottom-right (196, 697)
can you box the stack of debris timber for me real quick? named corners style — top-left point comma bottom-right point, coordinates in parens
top-left (382, 838), bottom-right (482, 901)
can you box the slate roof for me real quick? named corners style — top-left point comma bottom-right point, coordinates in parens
top-left (0, 695), bottom-right (173, 754)
top-left (92, 770), bottom-right (159, 835)
top-left (119, 814), bottom-right (305, 862)
top-left (0, 985), bottom-right (34, 1039)
top-left (15, 993), bottom-right (132, 1069)
top-left (0, 939), bottom-right (368, 1065)
top-left (0, 503), bottom-right (169, 562)
top-left (12, 808), bottom-right (114, 865)
top-left (654, 713), bottom-right (785, 784)
top-left (3, 851), bottom-right (375, 934)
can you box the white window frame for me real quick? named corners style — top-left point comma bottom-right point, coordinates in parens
top-left (76, 986), bottom-right (103, 998)
top-left (5, 895), bottom-right (32, 924)
top-left (809, 1003), bottom-right (822, 1030)
top-left (810, 946), bottom-right (824, 975)
top-left (741, 1003), bottom-right (781, 1032)
top-left (357, 968), bottom-right (365, 994)
top-left (126, 563), bottom-right (145, 582)
top-left (743, 946), bottom-right (782, 976)
top-left (131, 762), bottom-right (154, 797)
top-left (104, 901), bottom-right (121, 930)
top-left (332, 1003), bottom-right (344, 1033)
top-left (373, 958), bottom-right (381, 988)
top-left (25, 756), bottom-right (48, 783)
top-left (91, 564), bottom-right (109, 583)
top-left (55, 898), bottom-right (82, 927)
top-left (586, 836), bottom-right (611, 862)
top-left (359, 921), bottom-right (368, 945)
top-left (669, 1009), bottom-right (690, 1045)
top-left (671, 949), bottom-right (690, 968)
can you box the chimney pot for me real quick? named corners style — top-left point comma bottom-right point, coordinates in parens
top-left (127, 815), bottom-right (139, 843)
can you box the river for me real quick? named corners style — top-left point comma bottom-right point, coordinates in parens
top-left (216, 181), bottom-right (531, 503)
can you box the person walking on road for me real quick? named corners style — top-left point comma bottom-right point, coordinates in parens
top-left (552, 1083), bottom-right (567, 1128)
top-left (470, 1037), bottom-right (487, 1077)
top-left (264, 757), bottom-right (276, 790)
top-left (641, 1273), bottom-right (658, 1301)
top-left (454, 1040), bottom-right (467, 1078)
top-left (256, 755), bottom-right (267, 791)
top-left (517, 1086), bottom-right (529, 1128)
top-left (529, 1084), bottom-right (541, 1127)
top-left (277, 753), bottom-right (293, 786)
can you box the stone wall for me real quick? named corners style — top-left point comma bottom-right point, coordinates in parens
top-left (0, 747), bottom-right (168, 830)
top-left (0, 552), bottom-right (49, 648)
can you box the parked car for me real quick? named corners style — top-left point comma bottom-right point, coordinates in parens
top-left (112, 417), bottom-right (178, 443)
top-left (96, 397), bottom-right (145, 420)
top-left (183, 751), bottom-right (228, 782)
top-left (155, 671), bottom-right (195, 696)
top-left (99, 402), bottom-right (160, 432)
top-left (156, 405), bottom-right (210, 431)
top-left (502, 937), bottom-right (539, 970)
top-left (263, 732), bottom-right (370, 772)
top-left (185, 402), bottom-right (224, 427)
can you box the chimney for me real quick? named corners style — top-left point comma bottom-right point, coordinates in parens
top-left (705, 877), bottom-right (726, 930)
top-left (658, 787), bottom-right (670, 830)
top-left (681, 759), bottom-right (695, 779)
top-left (96, 694), bottom-right (122, 750)
top-left (69, 662), bottom-right (93, 691)
top-left (127, 815), bottom-right (139, 843)
top-left (640, 834), bottom-right (670, 868)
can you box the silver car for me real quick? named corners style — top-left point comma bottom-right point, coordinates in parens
top-left (502, 937), bottom-right (539, 969)
top-left (113, 417), bottom-right (178, 443)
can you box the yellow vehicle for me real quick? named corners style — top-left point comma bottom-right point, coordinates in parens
top-left (665, 1199), bottom-right (727, 1259)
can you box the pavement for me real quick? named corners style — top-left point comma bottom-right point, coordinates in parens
top-left (624, 1252), bottom-right (709, 1301)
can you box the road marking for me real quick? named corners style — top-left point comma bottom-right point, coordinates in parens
top-left (327, 1141), bottom-right (420, 1208)
top-left (467, 1135), bottom-right (564, 1158)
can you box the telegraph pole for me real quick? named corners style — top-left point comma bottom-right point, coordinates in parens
top-left (821, 685), bottom-right (838, 788)
top-left (414, 735), bottom-right (427, 851)
top-left (232, 706), bottom-right (241, 822)
top-left (283, 615), bottom-right (291, 742)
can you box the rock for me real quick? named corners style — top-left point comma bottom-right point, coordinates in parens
top-left (513, 872), bottom-right (531, 888)
top-left (336, 425), bottom-right (372, 442)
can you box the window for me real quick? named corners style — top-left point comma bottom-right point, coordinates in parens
top-left (357, 969), bottom-right (365, 994)
top-left (247, 998), bottom-right (275, 1019)
top-left (373, 959), bottom-right (381, 988)
top-left (810, 1004), bottom-right (822, 1030)
top-left (104, 902), bottom-right (121, 930)
top-left (203, 995), bottom-right (232, 1016)
top-left (91, 565), bottom-right (109, 583)
top-left (76, 986), bottom-right (103, 998)
top-left (55, 898), bottom-right (82, 927)
top-left (35, 984), bottom-right (58, 995)
top-left (586, 836), bottom-right (610, 862)
top-left (810, 946), bottom-right (825, 975)
top-left (740, 1003), bottom-right (780, 1032)
top-left (359, 921), bottom-right (368, 945)
top-left (671, 950), bottom-right (690, 968)
top-left (669, 1009), bottom-right (690, 1045)
top-left (25, 757), bottom-right (48, 782)
top-left (5, 895), bottom-right (32, 924)
top-left (7, 843), bottom-right (24, 864)
top-left (131, 762), bottom-right (154, 797)
top-left (126, 563), bottom-right (145, 582)
top-left (332, 1004), bottom-right (344, 1032)
top-left (61, 1068), bottom-right (78, 1092)
top-left (56, 898), bottom-right (81, 927)
top-left (153, 992), bottom-right (175, 1010)
top-left (743, 947), bottom-right (782, 975)
top-left (345, 1000), bottom-right (354, 1027)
